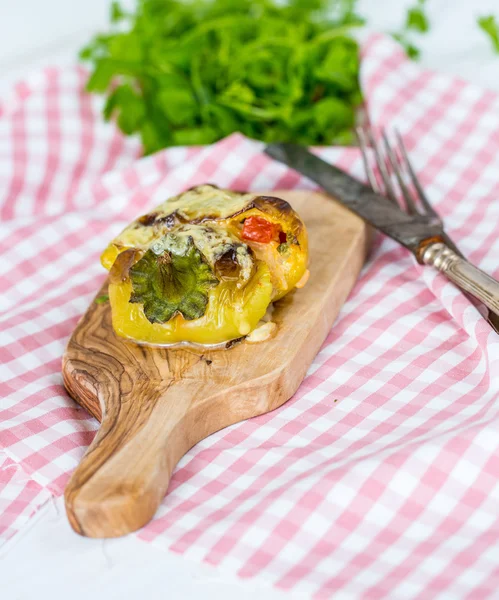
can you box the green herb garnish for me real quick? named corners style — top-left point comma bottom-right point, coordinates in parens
top-left (391, 0), bottom-right (429, 60)
top-left (129, 236), bottom-right (218, 323)
top-left (405, 0), bottom-right (429, 33)
top-left (95, 294), bottom-right (109, 304)
top-left (80, 0), bottom-right (439, 154)
top-left (80, 0), bottom-right (364, 153)
top-left (391, 34), bottom-right (421, 61)
top-left (478, 15), bottom-right (499, 54)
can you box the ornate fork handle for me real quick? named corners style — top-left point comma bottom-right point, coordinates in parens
top-left (422, 243), bottom-right (499, 317)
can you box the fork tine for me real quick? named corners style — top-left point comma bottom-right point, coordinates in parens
top-left (356, 127), bottom-right (382, 194)
top-left (394, 130), bottom-right (464, 258)
top-left (381, 130), bottom-right (420, 215)
top-left (363, 123), bottom-right (400, 205)
top-left (395, 130), bottom-right (439, 219)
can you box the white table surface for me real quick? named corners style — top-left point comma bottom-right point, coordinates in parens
top-left (2, 1), bottom-right (499, 599)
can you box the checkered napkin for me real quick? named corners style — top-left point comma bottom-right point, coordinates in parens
top-left (2, 34), bottom-right (499, 597)
top-left (0, 455), bottom-right (51, 544)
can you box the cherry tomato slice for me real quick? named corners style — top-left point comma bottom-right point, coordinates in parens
top-left (241, 216), bottom-right (279, 243)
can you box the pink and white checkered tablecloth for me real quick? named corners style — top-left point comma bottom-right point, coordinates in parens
top-left (2, 34), bottom-right (499, 598)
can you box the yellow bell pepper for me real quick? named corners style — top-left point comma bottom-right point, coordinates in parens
top-left (101, 185), bottom-right (308, 346)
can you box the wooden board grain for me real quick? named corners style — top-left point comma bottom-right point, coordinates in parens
top-left (63, 190), bottom-right (370, 538)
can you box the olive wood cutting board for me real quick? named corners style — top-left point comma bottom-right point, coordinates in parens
top-left (63, 189), bottom-right (370, 538)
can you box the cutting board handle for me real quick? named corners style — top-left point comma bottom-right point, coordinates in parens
top-left (64, 367), bottom-right (190, 538)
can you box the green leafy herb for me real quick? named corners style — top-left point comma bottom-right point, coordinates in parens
top-left (405, 0), bottom-right (429, 33)
top-left (80, 0), bottom-right (435, 153)
top-left (95, 294), bottom-right (109, 304)
top-left (391, 33), bottom-right (421, 60)
top-left (391, 0), bottom-right (429, 61)
top-left (277, 243), bottom-right (289, 254)
top-left (110, 0), bottom-right (126, 23)
top-left (478, 15), bottom-right (499, 54)
top-left (80, 0), bottom-right (365, 153)
top-left (129, 236), bottom-right (218, 323)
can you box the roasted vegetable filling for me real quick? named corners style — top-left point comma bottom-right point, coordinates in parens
top-left (101, 184), bottom-right (308, 345)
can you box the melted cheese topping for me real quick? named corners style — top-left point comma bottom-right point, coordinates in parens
top-left (162, 185), bottom-right (255, 220)
top-left (115, 225), bottom-right (158, 250)
top-left (246, 321), bottom-right (277, 343)
top-left (152, 224), bottom-right (254, 287)
top-left (109, 185), bottom-right (257, 254)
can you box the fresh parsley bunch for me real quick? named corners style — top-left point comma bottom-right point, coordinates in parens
top-left (80, 0), bottom-right (364, 154)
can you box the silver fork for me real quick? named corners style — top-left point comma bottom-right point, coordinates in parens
top-left (357, 124), bottom-right (499, 334)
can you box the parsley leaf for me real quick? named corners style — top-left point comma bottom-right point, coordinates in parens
top-left (80, 0), bottom-right (364, 153)
top-left (391, 0), bottom-right (429, 61)
top-left (392, 33), bottom-right (421, 60)
top-left (478, 15), bottom-right (499, 54)
top-left (80, 0), bottom-right (434, 152)
top-left (406, 0), bottom-right (429, 33)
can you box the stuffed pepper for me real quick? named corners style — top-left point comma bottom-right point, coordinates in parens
top-left (101, 184), bottom-right (309, 346)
